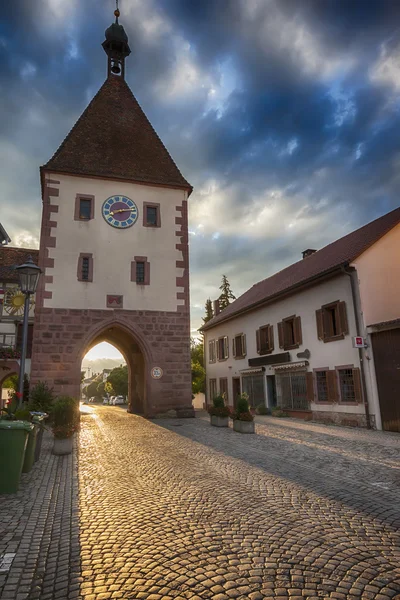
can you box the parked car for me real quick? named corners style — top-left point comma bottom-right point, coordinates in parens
top-left (114, 396), bottom-right (125, 405)
top-left (109, 396), bottom-right (115, 405)
top-left (102, 397), bottom-right (109, 405)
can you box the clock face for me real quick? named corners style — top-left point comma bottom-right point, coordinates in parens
top-left (102, 195), bottom-right (138, 229)
top-left (4, 287), bottom-right (34, 317)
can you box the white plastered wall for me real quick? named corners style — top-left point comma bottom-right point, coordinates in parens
top-left (43, 174), bottom-right (186, 311)
top-left (204, 274), bottom-right (370, 419)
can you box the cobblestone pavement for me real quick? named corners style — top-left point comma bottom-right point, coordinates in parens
top-left (0, 408), bottom-right (399, 600)
top-left (77, 407), bottom-right (400, 600)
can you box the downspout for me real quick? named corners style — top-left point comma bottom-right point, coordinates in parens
top-left (342, 265), bottom-right (371, 429)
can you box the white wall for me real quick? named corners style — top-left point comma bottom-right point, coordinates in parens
top-left (44, 173), bottom-right (186, 311)
top-left (204, 274), bottom-right (367, 418)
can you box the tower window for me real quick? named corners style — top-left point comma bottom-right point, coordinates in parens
top-left (143, 202), bottom-right (161, 227)
top-left (136, 262), bottom-right (145, 284)
top-left (75, 194), bottom-right (95, 221)
top-left (77, 253), bottom-right (93, 282)
top-left (131, 256), bottom-right (150, 285)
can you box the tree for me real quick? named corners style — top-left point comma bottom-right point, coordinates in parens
top-left (191, 338), bottom-right (205, 394)
top-left (97, 381), bottom-right (106, 397)
top-left (86, 380), bottom-right (101, 399)
top-left (219, 275), bottom-right (236, 310)
top-left (202, 298), bottom-right (214, 326)
top-left (107, 365), bottom-right (128, 397)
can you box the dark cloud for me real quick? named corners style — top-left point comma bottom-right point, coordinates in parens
top-left (1, 0), bottom-right (400, 332)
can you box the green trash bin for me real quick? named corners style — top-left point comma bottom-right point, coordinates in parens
top-left (31, 413), bottom-right (48, 462)
top-left (0, 420), bottom-right (34, 494)
top-left (22, 423), bottom-right (38, 473)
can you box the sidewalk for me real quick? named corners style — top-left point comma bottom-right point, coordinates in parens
top-left (0, 430), bottom-right (79, 600)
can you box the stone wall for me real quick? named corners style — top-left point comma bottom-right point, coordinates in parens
top-left (311, 410), bottom-right (372, 428)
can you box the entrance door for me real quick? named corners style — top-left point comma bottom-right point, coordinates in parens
top-left (232, 377), bottom-right (241, 408)
top-left (371, 329), bottom-right (400, 432)
top-left (266, 375), bottom-right (277, 408)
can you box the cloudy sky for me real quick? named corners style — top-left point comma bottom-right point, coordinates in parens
top-left (2, 0), bottom-right (400, 344)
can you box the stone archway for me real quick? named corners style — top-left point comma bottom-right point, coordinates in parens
top-left (84, 324), bottom-right (146, 414)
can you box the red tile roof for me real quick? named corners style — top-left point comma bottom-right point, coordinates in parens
top-left (43, 76), bottom-right (192, 191)
top-left (203, 207), bottom-right (400, 330)
top-left (0, 247), bottom-right (39, 283)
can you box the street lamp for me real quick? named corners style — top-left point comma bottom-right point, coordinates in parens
top-left (15, 256), bottom-right (42, 408)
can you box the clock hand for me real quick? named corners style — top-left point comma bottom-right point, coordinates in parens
top-left (110, 209), bottom-right (135, 215)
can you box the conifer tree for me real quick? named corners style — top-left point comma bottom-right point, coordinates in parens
top-left (202, 298), bottom-right (214, 326)
top-left (218, 275), bottom-right (236, 310)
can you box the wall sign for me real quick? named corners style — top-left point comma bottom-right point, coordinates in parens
top-left (151, 367), bottom-right (163, 379)
top-left (353, 336), bottom-right (365, 348)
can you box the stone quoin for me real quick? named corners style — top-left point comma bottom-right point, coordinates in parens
top-left (30, 8), bottom-right (194, 418)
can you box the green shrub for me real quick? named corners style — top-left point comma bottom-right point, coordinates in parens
top-left (232, 393), bottom-right (254, 422)
top-left (271, 407), bottom-right (288, 418)
top-left (14, 406), bottom-right (31, 421)
top-left (29, 381), bottom-right (56, 415)
top-left (256, 403), bottom-right (268, 415)
top-left (213, 394), bottom-right (225, 409)
top-left (52, 396), bottom-right (79, 439)
top-left (236, 395), bottom-right (250, 414)
top-left (209, 394), bottom-right (230, 417)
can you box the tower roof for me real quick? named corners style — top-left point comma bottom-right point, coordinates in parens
top-left (43, 76), bottom-right (191, 191)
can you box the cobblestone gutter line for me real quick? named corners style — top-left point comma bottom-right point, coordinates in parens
top-left (0, 431), bottom-right (78, 600)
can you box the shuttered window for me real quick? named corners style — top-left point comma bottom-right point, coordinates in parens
top-left (217, 336), bottom-right (229, 360)
top-left (316, 301), bottom-right (349, 342)
top-left (208, 340), bottom-right (216, 363)
top-left (278, 315), bottom-right (302, 350)
top-left (233, 334), bottom-right (246, 358)
top-left (337, 367), bottom-right (362, 403)
top-left (256, 324), bottom-right (274, 355)
top-left (307, 369), bottom-right (339, 403)
top-left (209, 378), bottom-right (217, 402)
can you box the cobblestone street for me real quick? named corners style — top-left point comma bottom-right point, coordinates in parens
top-left (1, 407), bottom-right (400, 600)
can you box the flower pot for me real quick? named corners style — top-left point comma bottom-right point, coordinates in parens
top-left (233, 419), bottom-right (255, 434)
top-left (210, 415), bottom-right (229, 427)
top-left (53, 436), bottom-right (73, 455)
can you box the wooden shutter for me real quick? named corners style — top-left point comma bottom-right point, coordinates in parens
top-left (326, 370), bottom-right (338, 403)
top-left (256, 329), bottom-right (261, 354)
top-left (224, 336), bottom-right (229, 359)
top-left (216, 339), bottom-right (220, 361)
top-left (241, 334), bottom-right (247, 357)
top-left (278, 321), bottom-right (284, 349)
top-left (338, 301), bottom-right (349, 335)
top-left (316, 309), bottom-right (324, 341)
top-left (232, 337), bottom-right (236, 358)
top-left (268, 325), bottom-right (274, 352)
top-left (353, 367), bottom-right (362, 403)
top-left (306, 372), bottom-right (314, 404)
top-left (294, 316), bottom-right (303, 346)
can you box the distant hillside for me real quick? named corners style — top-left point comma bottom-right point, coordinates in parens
top-left (82, 357), bottom-right (126, 378)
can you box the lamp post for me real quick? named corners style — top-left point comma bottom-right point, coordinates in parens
top-left (15, 256), bottom-right (42, 409)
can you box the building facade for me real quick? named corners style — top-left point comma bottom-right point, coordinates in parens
top-left (203, 208), bottom-right (400, 431)
top-left (29, 9), bottom-right (194, 418)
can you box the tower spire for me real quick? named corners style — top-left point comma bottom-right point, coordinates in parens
top-left (102, 0), bottom-right (131, 80)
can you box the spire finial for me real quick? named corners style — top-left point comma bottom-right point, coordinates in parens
top-left (114, 0), bottom-right (120, 23)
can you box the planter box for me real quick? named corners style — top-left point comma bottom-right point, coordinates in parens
top-left (210, 415), bottom-right (229, 427)
top-left (233, 419), bottom-right (255, 434)
top-left (53, 436), bottom-right (73, 456)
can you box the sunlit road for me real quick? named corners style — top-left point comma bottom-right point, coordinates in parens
top-left (73, 405), bottom-right (400, 599)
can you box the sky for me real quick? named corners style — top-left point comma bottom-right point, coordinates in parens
top-left (2, 0), bottom-right (400, 349)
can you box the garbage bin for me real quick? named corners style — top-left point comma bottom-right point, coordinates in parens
top-left (31, 413), bottom-right (48, 462)
top-left (22, 423), bottom-right (39, 473)
top-left (0, 420), bottom-right (34, 493)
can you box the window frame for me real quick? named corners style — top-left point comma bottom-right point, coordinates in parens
top-left (209, 378), bottom-right (217, 403)
top-left (233, 333), bottom-right (247, 359)
top-left (75, 194), bottom-right (95, 221)
top-left (131, 256), bottom-right (150, 285)
top-left (335, 365), bottom-right (362, 405)
top-left (77, 253), bottom-right (93, 282)
top-left (278, 315), bottom-right (302, 350)
top-left (208, 339), bottom-right (216, 363)
top-left (316, 300), bottom-right (348, 343)
top-left (143, 202), bottom-right (161, 228)
top-left (256, 324), bottom-right (274, 355)
top-left (217, 335), bottom-right (229, 361)
top-left (313, 367), bottom-right (331, 404)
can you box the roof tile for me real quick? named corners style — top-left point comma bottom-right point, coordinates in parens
top-left (0, 247), bottom-right (39, 283)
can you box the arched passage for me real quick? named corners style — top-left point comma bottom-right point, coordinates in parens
top-left (82, 324), bottom-right (146, 414)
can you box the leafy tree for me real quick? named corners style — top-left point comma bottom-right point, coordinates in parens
top-left (105, 381), bottom-right (114, 395)
top-left (81, 371), bottom-right (86, 382)
top-left (191, 338), bottom-right (205, 394)
top-left (190, 338), bottom-right (204, 368)
top-left (86, 380), bottom-right (101, 399)
top-left (107, 365), bottom-right (128, 397)
top-left (218, 274), bottom-right (236, 310)
top-left (97, 381), bottom-right (106, 397)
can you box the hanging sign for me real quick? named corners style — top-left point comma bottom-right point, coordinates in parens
top-left (352, 336), bottom-right (365, 348)
top-left (151, 367), bottom-right (163, 379)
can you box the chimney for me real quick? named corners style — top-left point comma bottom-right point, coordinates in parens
top-left (213, 299), bottom-right (221, 316)
top-left (302, 249), bottom-right (317, 259)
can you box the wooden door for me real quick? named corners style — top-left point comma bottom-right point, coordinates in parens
top-left (232, 377), bottom-right (241, 408)
top-left (371, 329), bottom-right (400, 432)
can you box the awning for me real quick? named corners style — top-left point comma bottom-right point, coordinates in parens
top-left (273, 361), bottom-right (309, 372)
top-left (239, 367), bottom-right (265, 375)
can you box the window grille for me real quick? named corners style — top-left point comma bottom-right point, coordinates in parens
top-left (316, 371), bottom-right (328, 402)
top-left (338, 368), bottom-right (356, 402)
top-left (82, 257), bottom-right (90, 281)
top-left (276, 371), bottom-right (308, 410)
top-left (136, 262), bottom-right (145, 284)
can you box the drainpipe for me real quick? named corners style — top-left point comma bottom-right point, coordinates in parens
top-left (342, 265), bottom-right (371, 429)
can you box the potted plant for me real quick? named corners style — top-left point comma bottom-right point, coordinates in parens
top-left (52, 396), bottom-right (79, 455)
top-left (209, 394), bottom-right (230, 427)
top-left (231, 393), bottom-right (255, 433)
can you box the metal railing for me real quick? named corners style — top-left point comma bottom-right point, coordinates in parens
top-left (0, 334), bottom-right (16, 348)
